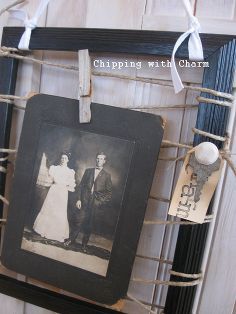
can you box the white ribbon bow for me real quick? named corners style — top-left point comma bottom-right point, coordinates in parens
top-left (9, 0), bottom-right (50, 50)
top-left (171, 0), bottom-right (204, 93)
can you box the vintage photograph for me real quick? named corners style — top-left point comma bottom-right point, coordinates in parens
top-left (22, 123), bottom-right (134, 276)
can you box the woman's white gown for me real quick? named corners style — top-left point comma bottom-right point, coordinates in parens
top-left (33, 165), bottom-right (75, 242)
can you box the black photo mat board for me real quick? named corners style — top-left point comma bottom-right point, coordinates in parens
top-left (1, 94), bottom-right (163, 305)
top-left (0, 27), bottom-right (236, 313)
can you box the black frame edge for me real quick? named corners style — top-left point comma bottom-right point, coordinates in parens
top-left (165, 39), bottom-right (236, 314)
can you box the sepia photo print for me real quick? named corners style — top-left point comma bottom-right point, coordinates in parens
top-left (22, 123), bottom-right (134, 276)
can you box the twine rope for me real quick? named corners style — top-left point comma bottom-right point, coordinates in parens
top-left (126, 293), bottom-right (156, 314)
top-left (0, 47), bottom-right (79, 70)
top-left (136, 254), bottom-right (173, 265)
top-left (0, 149), bottom-right (17, 206)
top-left (197, 96), bottom-right (232, 107)
top-left (0, 218), bottom-right (7, 224)
top-left (0, 47), bottom-right (234, 102)
top-left (169, 270), bottom-right (202, 279)
top-left (132, 277), bottom-right (202, 287)
top-left (161, 140), bottom-right (192, 149)
top-left (0, 195), bottom-right (9, 206)
top-left (149, 195), bottom-right (171, 203)
top-left (132, 267), bottom-right (203, 287)
top-left (144, 214), bottom-right (213, 225)
top-left (192, 128), bottom-right (227, 142)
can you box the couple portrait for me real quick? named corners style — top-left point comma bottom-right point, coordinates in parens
top-left (22, 125), bottom-right (134, 276)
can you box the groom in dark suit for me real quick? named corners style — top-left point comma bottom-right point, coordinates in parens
top-left (65, 152), bottom-right (112, 251)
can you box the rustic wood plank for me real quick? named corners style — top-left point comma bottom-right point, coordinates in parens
top-left (85, 0), bottom-right (146, 29)
top-left (196, 0), bottom-right (236, 19)
top-left (2, 27), bottom-right (234, 59)
top-left (25, 303), bottom-right (56, 314)
top-left (143, 0), bottom-right (236, 35)
top-left (143, 0), bottom-right (196, 31)
top-left (0, 292), bottom-right (24, 313)
top-left (196, 89), bottom-right (236, 313)
top-left (145, 0), bottom-right (195, 16)
top-left (154, 87), bottom-right (199, 308)
top-left (46, 0), bottom-right (87, 27)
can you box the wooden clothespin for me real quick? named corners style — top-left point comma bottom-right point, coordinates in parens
top-left (78, 49), bottom-right (92, 123)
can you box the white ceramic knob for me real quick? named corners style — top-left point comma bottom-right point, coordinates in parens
top-left (194, 142), bottom-right (219, 165)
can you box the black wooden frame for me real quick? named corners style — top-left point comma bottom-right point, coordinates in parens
top-left (0, 27), bottom-right (236, 314)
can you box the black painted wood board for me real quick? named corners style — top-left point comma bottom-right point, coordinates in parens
top-left (165, 39), bottom-right (236, 314)
top-left (2, 27), bottom-right (236, 58)
top-left (0, 57), bottom-right (18, 219)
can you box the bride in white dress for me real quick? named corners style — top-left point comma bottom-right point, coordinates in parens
top-left (33, 153), bottom-right (76, 242)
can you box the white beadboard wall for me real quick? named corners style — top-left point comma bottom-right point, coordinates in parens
top-left (0, 1), bottom-right (235, 314)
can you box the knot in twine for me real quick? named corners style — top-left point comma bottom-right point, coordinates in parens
top-left (0, 47), bottom-right (18, 57)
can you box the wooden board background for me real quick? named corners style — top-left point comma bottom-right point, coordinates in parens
top-left (0, 1), bottom-right (235, 313)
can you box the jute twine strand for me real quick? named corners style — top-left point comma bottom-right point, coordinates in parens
top-left (159, 155), bottom-right (186, 162)
top-left (0, 195), bottom-right (9, 206)
top-left (149, 195), bottom-right (171, 203)
top-left (197, 96), bottom-right (232, 107)
top-left (132, 277), bottom-right (202, 287)
top-left (0, 166), bottom-right (7, 174)
top-left (144, 214), bottom-right (213, 225)
top-left (192, 127), bottom-right (227, 142)
top-left (0, 47), bottom-right (78, 71)
top-left (0, 98), bottom-right (13, 104)
top-left (222, 153), bottom-right (236, 176)
top-left (161, 140), bottom-right (192, 149)
top-left (131, 268), bottom-right (203, 288)
top-left (0, 46), bottom-right (234, 102)
top-left (169, 270), bottom-right (202, 279)
top-left (136, 254), bottom-right (173, 265)
top-left (126, 294), bottom-right (156, 314)
top-left (0, 148), bottom-right (17, 154)
top-left (0, 149), bottom-right (17, 206)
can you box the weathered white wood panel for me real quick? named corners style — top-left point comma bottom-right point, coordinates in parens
top-left (143, 0), bottom-right (196, 31)
top-left (25, 303), bottom-right (56, 314)
top-left (0, 1), bottom-right (49, 313)
top-left (0, 0), bottom-right (13, 40)
top-left (143, 0), bottom-right (236, 35)
top-left (85, 0), bottom-right (146, 29)
top-left (196, 0), bottom-right (236, 19)
top-left (196, 97), bottom-right (236, 313)
top-left (0, 293), bottom-right (24, 314)
top-left (47, 0), bottom-right (87, 27)
top-left (0, 0), bottom-right (236, 313)
top-left (145, 0), bottom-right (194, 16)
